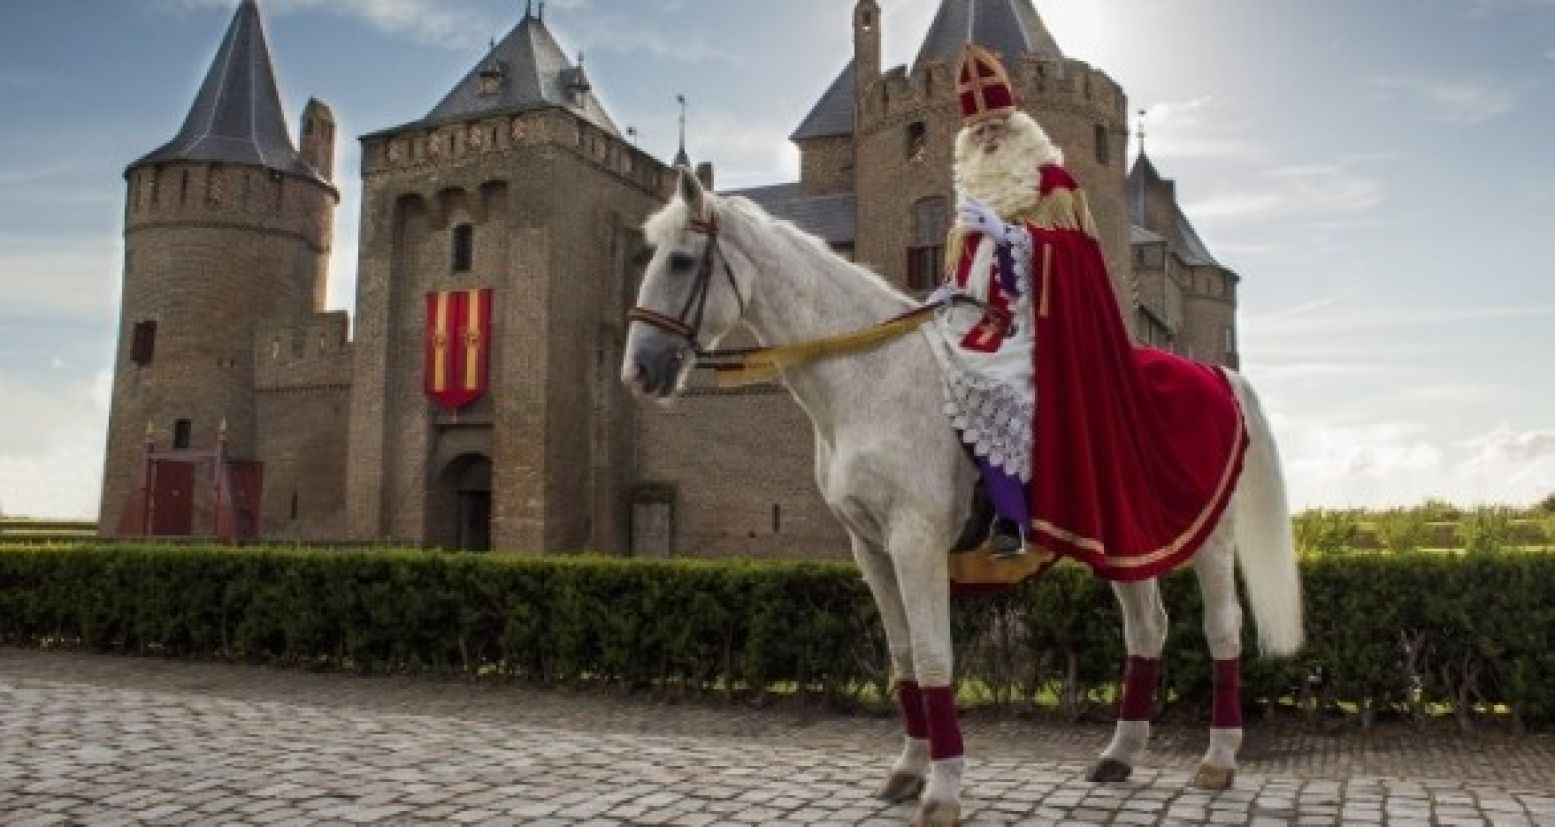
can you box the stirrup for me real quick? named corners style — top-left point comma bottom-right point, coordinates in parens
top-left (989, 521), bottom-right (1028, 559)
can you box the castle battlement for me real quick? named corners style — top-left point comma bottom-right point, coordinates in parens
top-left (361, 110), bottom-right (671, 197)
top-left (860, 55), bottom-right (1127, 133)
top-left (255, 311), bottom-right (352, 392)
top-left (124, 161), bottom-right (335, 250)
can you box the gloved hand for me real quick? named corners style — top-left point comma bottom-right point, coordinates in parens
top-left (958, 197), bottom-right (1014, 246)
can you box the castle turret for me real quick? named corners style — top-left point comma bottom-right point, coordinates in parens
top-left (100, 0), bottom-right (338, 536)
top-left (854, 1), bottom-right (881, 94)
top-left (1128, 151), bottom-right (1240, 367)
top-left (300, 98), bottom-right (337, 183)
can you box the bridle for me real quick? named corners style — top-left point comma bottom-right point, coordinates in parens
top-left (626, 211), bottom-right (747, 359)
top-left (625, 205), bottom-right (984, 389)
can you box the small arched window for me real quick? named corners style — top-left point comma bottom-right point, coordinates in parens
top-left (907, 196), bottom-right (949, 292)
top-left (906, 121), bottom-right (928, 163)
top-left (452, 224), bottom-right (474, 273)
top-left (1094, 124), bottom-right (1111, 166)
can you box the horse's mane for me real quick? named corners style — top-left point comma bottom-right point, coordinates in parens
top-left (645, 193), bottom-right (916, 312)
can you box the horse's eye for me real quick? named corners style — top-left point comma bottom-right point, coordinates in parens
top-left (667, 252), bottom-right (696, 272)
top-left (632, 245), bottom-right (657, 267)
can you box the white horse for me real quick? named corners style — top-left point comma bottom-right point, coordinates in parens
top-left (623, 169), bottom-right (1303, 827)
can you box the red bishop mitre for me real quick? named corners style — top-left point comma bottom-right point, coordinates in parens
top-left (958, 44), bottom-right (1018, 125)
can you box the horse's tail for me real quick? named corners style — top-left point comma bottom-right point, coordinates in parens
top-left (1227, 372), bottom-right (1304, 658)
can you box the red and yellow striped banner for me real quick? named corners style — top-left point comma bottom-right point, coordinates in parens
top-left (424, 288), bottom-right (493, 411)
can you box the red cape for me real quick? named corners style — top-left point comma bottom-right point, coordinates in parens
top-left (1027, 165), bottom-right (1247, 582)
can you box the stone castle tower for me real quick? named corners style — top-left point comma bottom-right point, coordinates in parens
top-left (101, 0), bottom-right (338, 536)
top-left (345, 6), bottom-right (670, 553)
top-left (99, 0), bottom-right (1239, 557)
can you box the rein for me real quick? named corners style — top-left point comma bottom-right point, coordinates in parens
top-left (628, 209), bottom-right (977, 389)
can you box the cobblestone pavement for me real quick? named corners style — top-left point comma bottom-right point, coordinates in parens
top-left (2, 650), bottom-right (1553, 825)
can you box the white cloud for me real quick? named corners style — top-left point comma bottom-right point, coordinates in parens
top-left (151, 0), bottom-right (504, 50)
top-left (1135, 97), bottom-right (1263, 161)
top-left (1369, 76), bottom-right (1516, 125)
top-left (570, 16), bottom-right (735, 64)
top-left (0, 371), bottom-right (111, 520)
top-left (1285, 420), bottom-right (1444, 481)
top-left (0, 236), bottom-right (122, 321)
top-left (1251, 302), bottom-right (1555, 338)
top-left (1461, 427), bottom-right (1555, 469)
top-left (1455, 427), bottom-right (1555, 504)
top-left (151, 0), bottom-right (728, 59)
top-left (1184, 163), bottom-right (1385, 225)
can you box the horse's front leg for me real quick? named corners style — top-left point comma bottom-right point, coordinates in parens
top-left (890, 521), bottom-right (962, 827)
top-left (852, 537), bottom-right (929, 803)
top-left (1088, 578), bottom-right (1169, 783)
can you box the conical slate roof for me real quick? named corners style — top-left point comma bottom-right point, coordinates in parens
top-left (421, 10), bottom-right (620, 137)
top-left (791, 61), bottom-right (855, 142)
top-left (792, 0), bottom-right (1064, 142)
top-left (913, 0), bottom-right (1063, 73)
top-left (1128, 152), bottom-right (1222, 268)
top-left (130, 0), bottom-right (321, 182)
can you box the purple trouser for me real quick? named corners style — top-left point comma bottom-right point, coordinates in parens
top-left (975, 455), bottom-right (1030, 527)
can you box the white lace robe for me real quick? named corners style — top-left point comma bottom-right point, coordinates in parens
top-left (926, 228), bottom-right (1036, 482)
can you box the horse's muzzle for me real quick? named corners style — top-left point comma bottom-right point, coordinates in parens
top-left (622, 329), bottom-right (689, 399)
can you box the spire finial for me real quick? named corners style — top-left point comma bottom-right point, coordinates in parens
top-left (538, 2), bottom-right (545, 20)
top-left (524, 0), bottom-right (533, 19)
top-left (1137, 108), bottom-right (1148, 155)
top-left (674, 94), bottom-right (690, 168)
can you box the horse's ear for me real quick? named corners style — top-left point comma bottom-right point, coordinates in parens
top-left (677, 166), bottom-right (706, 216)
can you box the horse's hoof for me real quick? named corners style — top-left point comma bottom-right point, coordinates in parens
top-left (875, 772), bottom-right (925, 803)
top-left (913, 799), bottom-right (961, 827)
top-left (1191, 764), bottom-right (1236, 790)
top-left (1085, 758), bottom-right (1133, 783)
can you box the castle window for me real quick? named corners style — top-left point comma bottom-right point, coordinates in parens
top-left (907, 196), bottom-right (948, 293)
top-left (179, 170), bottom-right (190, 205)
top-left (1224, 326), bottom-right (1237, 357)
top-left (452, 223), bottom-right (474, 273)
top-left (1094, 124), bottom-right (1111, 166)
top-left (173, 419), bottom-right (192, 451)
top-left (772, 504), bottom-right (782, 534)
top-left (906, 121), bottom-right (928, 163)
top-left (860, 10), bottom-right (874, 32)
top-left (290, 492), bottom-right (299, 521)
top-left (131, 321), bottom-right (157, 366)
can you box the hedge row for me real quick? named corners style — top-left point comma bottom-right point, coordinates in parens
top-left (2, 544), bottom-right (1553, 729)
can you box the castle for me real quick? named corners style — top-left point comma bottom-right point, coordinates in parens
top-left (100, 0), bottom-right (1240, 559)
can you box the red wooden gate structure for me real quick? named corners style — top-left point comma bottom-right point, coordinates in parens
top-left (115, 421), bottom-right (263, 544)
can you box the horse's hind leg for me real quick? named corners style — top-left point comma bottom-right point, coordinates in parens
top-left (852, 538), bottom-right (928, 804)
top-left (1191, 532), bottom-right (1243, 790)
top-left (1088, 578), bottom-right (1168, 783)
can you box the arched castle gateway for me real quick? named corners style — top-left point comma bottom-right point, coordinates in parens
top-left (100, 0), bottom-right (1241, 558)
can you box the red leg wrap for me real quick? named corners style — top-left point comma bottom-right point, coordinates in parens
top-left (921, 685), bottom-right (964, 760)
top-left (1212, 658), bottom-right (1242, 728)
top-left (896, 680), bottom-right (929, 739)
top-left (1118, 656), bottom-right (1161, 721)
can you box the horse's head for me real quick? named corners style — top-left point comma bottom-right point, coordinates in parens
top-left (622, 167), bottom-right (756, 399)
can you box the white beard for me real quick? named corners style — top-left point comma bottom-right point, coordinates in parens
top-left (953, 112), bottom-right (1063, 219)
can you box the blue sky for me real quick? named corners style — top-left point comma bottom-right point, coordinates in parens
top-left (1, 0), bottom-right (1553, 518)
